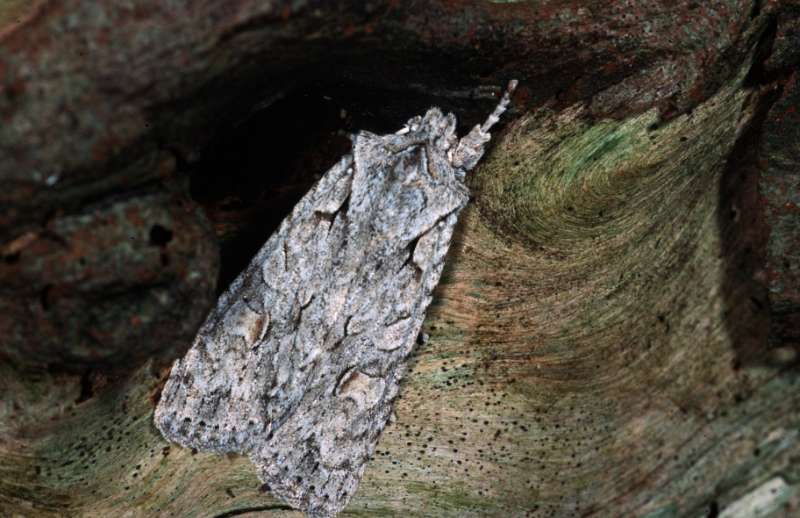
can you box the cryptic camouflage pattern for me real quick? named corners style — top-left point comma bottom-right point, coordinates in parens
top-left (155, 80), bottom-right (517, 517)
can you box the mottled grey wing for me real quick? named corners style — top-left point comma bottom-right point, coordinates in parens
top-left (154, 152), bottom-right (356, 454)
top-left (247, 125), bottom-right (469, 517)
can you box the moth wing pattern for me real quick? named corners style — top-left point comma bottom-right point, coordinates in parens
top-left (154, 153), bottom-right (355, 454)
top-left (155, 80), bottom-right (517, 517)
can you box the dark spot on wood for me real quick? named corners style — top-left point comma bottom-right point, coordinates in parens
top-left (149, 224), bottom-right (173, 246)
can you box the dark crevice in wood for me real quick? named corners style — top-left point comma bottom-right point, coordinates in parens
top-left (212, 504), bottom-right (296, 517)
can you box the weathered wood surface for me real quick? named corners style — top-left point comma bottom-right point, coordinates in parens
top-left (1, 1), bottom-right (798, 517)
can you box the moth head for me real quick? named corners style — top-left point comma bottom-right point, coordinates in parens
top-left (395, 115), bottom-right (423, 135)
top-left (396, 110), bottom-right (457, 148)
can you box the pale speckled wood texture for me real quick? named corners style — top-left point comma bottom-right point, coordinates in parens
top-left (154, 81), bottom-right (517, 517)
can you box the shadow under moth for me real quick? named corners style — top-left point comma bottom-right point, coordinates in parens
top-left (155, 80), bottom-right (518, 517)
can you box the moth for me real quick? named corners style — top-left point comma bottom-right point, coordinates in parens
top-left (155, 80), bottom-right (517, 517)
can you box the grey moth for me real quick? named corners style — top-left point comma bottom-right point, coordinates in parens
top-left (155, 80), bottom-right (517, 517)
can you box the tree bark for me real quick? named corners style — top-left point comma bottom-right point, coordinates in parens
top-left (1, 1), bottom-right (798, 517)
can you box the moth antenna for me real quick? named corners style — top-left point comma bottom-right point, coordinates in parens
top-left (480, 79), bottom-right (518, 134)
top-left (452, 79), bottom-right (518, 171)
